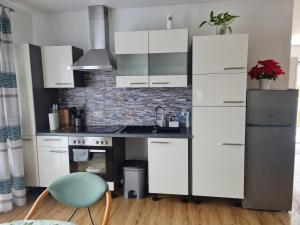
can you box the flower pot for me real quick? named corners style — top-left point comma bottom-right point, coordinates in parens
top-left (259, 79), bottom-right (271, 90)
top-left (216, 24), bottom-right (228, 35)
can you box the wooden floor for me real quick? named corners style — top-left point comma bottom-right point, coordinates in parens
top-left (1, 155), bottom-right (300, 225)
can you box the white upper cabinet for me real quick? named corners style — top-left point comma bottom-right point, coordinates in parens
top-left (193, 34), bottom-right (249, 75)
top-left (149, 29), bottom-right (188, 53)
top-left (193, 73), bottom-right (247, 107)
top-left (115, 31), bottom-right (149, 54)
top-left (42, 46), bottom-right (84, 88)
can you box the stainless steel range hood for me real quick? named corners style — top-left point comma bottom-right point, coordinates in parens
top-left (71, 5), bottom-right (116, 71)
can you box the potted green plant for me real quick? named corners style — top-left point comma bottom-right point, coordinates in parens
top-left (199, 11), bottom-right (239, 35)
top-left (248, 59), bottom-right (285, 90)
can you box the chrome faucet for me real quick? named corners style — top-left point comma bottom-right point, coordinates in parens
top-left (155, 105), bottom-right (165, 127)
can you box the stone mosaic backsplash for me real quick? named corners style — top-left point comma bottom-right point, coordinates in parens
top-left (58, 72), bottom-right (192, 126)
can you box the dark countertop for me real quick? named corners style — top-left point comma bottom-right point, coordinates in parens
top-left (36, 126), bottom-right (192, 139)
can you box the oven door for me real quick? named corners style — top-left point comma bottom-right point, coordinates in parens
top-left (69, 146), bottom-right (113, 181)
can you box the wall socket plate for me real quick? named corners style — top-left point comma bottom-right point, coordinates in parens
top-left (92, 111), bottom-right (103, 118)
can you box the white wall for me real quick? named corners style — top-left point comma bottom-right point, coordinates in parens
top-left (32, 0), bottom-right (294, 90)
top-left (33, 10), bottom-right (89, 50)
top-left (10, 8), bottom-right (34, 44)
top-left (292, 0), bottom-right (300, 45)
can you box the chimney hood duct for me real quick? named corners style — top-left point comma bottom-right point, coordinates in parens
top-left (71, 5), bottom-right (116, 71)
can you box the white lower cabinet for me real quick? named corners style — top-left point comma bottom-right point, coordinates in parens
top-left (148, 138), bottom-right (188, 195)
top-left (37, 136), bottom-right (70, 187)
top-left (192, 107), bottom-right (245, 199)
top-left (38, 146), bottom-right (70, 187)
top-left (22, 135), bottom-right (39, 187)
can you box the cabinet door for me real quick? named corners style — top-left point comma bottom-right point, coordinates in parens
top-left (192, 107), bottom-right (245, 198)
top-left (149, 75), bottom-right (187, 87)
top-left (115, 31), bottom-right (148, 54)
top-left (192, 74), bottom-right (247, 106)
top-left (15, 44), bottom-right (36, 135)
top-left (22, 136), bottom-right (39, 187)
top-left (38, 146), bottom-right (70, 187)
top-left (193, 34), bottom-right (248, 75)
top-left (116, 76), bottom-right (149, 88)
top-left (42, 46), bottom-right (74, 88)
top-left (148, 138), bottom-right (188, 195)
top-left (149, 29), bottom-right (188, 53)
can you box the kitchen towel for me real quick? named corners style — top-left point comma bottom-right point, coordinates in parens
top-left (73, 149), bottom-right (90, 162)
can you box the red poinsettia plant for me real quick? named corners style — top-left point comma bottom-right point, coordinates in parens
top-left (248, 59), bottom-right (285, 80)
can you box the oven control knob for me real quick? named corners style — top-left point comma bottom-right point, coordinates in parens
top-left (73, 140), bottom-right (76, 144)
top-left (82, 140), bottom-right (85, 144)
top-left (101, 141), bottom-right (104, 145)
top-left (78, 140), bottom-right (81, 144)
top-left (106, 141), bottom-right (108, 145)
top-left (96, 141), bottom-right (99, 144)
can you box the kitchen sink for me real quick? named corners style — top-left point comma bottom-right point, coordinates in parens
top-left (120, 126), bottom-right (181, 134)
top-left (120, 126), bottom-right (154, 134)
top-left (153, 127), bottom-right (181, 133)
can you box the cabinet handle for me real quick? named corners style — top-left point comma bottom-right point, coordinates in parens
top-left (50, 150), bottom-right (67, 153)
top-left (55, 82), bottom-right (72, 85)
top-left (222, 101), bottom-right (245, 104)
top-left (150, 141), bottom-right (171, 144)
top-left (22, 138), bottom-right (32, 141)
top-left (151, 82), bottom-right (170, 85)
top-left (223, 67), bottom-right (245, 70)
top-left (128, 82), bottom-right (148, 85)
top-left (221, 143), bottom-right (244, 146)
top-left (43, 138), bottom-right (61, 142)
top-left (90, 149), bottom-right (106, 153)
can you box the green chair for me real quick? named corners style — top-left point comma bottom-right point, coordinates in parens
top-left (3, 172), bottom-right (112, 225)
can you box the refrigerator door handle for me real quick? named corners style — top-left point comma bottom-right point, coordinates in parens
top-left (222, 101), bottom-right (245, 104)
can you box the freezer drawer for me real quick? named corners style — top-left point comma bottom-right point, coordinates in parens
top-left (243, 126), bottom-right (296, 211)
top-left (192, 107), bottom-right (246, 198)
top-left (247, 90), bottom-right (298, 126)
top-left (192, 74), bottom-right (247, 106)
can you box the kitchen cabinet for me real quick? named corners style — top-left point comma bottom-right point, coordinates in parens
top-left (37, 136), bottom-right (70, 187)
top-left (115, 31), bottom-right (149, 54)
top-left (22, 136), bottom-right (39, 187)
top-left (116, 76), bottom-right (149, 88)
top-left (192, 107), bottom-right (245, 198)
top-left (42, 46), bottom-right (84, 88)
top-left (193, 34), bottom-right (249, 75)
top-left (148, 138), bottom-right (188, 195)
top-left (115, 29), bottom-right (188, 88)
top-left (192, 34), bottom-right (248, 199)
top-left (192, 73), bottom-right (247, 107)
top-left (149, 75), bottom-right (187, 87)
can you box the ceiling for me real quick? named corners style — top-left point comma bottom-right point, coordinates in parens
top-left (6, 0), bottom-right (244, 13)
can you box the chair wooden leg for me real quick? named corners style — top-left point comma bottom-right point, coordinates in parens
top-left (101, 191), bottom-right (112, 225)
top-left (25, 189), bottom-right (49, 220)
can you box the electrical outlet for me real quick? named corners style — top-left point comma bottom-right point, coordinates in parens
top-left (92, 111), bottom-right (103, 118)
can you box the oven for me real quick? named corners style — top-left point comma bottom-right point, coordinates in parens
top-left (68, 136), bottom-right (125, 191)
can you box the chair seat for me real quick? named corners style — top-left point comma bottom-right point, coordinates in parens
top-left (0, 220), bottom-right (76, 225)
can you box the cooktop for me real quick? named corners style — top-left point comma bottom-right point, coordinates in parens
top-left (60, 125), bottom-right (124, 134)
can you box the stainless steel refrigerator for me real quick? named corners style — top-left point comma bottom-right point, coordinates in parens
top-left (243, 90), bottom-right (298, 211)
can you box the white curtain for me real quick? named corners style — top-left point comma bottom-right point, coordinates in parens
top-left (0, 7), bottom-right (26, 213)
